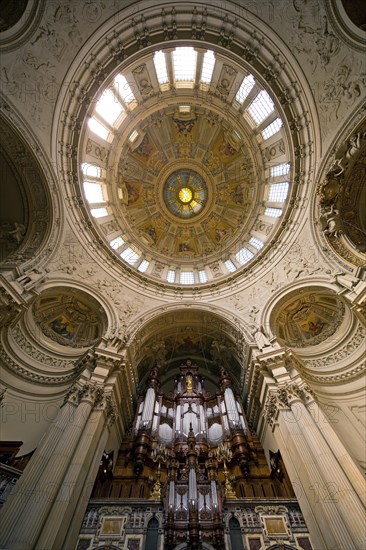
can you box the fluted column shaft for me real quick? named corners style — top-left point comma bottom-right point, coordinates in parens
top-left (312, 400), bottom-right (365, 507)
top-left (35, 403), bottom-right (109, 549)
top-left (0, 397), bottom-right (78, 547)
top-left (278, 402), bottom-right (353, 549)
top-left (61, 415), bottom-right (111, 550)
top-left (5, 396), bottom-right (94, 550)
top-left (293, 398), bottom-right (365, 549)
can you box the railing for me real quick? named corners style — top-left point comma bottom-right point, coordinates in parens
top-left (0, 463), bottom-right (22, 508)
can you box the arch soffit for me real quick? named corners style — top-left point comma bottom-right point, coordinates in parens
top-left (127, 302), bottom-right (253, 346)
top-left (0, 102), bottom-right (63, 272)
top-left (260, 280), bottom-right (364, 373)
top-left (260, 278), bottom-right (346, 336)
top-left (32, 278), bottom-right (119, 335)
top-left (126, 303), bottom-right (253, 384)
top-left (310, 112), bottom-right (366, 271)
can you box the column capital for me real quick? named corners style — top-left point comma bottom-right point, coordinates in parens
top-left (64, 380), bottom-right (104, 407)
top-left (263, 382), bottom-right (313, 427)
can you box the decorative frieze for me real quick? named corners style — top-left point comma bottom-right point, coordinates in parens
top-left (305, 322), bottom-right (366, 369)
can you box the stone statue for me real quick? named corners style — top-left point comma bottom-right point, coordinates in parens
top-left (251, 326), bottom-right (272, 351)
top-left (7, 222), bottom-right (26, 244)
top-left (322, 204), bottom-right (342, 238)
top-left (345, 132), bottom-right (364, 159)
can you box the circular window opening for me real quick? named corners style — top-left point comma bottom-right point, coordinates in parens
top-left (178, 187), bottom-right (193, 204)
top-left (163, 169), bottom-right (208, 219)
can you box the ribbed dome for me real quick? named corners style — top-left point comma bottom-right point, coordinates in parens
top-left (79, 45), bottom-right (293, 286)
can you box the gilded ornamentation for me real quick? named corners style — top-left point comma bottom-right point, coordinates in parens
top-left (32, 287), bottom-right (107, 348)
top-left (255, 505), bottom-right (288, 515)
top-left (270, 289), bottom-right (345, 348)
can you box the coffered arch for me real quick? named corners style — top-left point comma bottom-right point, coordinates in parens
top-left (126, 304), bottom-right (253, 390)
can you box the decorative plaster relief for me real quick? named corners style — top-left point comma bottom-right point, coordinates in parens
top-left (304, 323), bottom-right (366, 369)
top-left (32, 287), bottom-right (107, 348)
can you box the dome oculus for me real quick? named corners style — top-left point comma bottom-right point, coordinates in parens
top-left (163, 170), bottom-right (208, 219)
top-left (179, 187), bottom-right (193, 203)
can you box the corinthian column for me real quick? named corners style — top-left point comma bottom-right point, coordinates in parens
top-left (3, 382), bottom-right (101, 550)
top-left (289, 387), bottom-right (365, 549)
top-left (264, 384), bottom-right (365, 550)
top-left (0, 347), bottom-right (96, 550)
top-left (35, 393), bottom-right (118, 550)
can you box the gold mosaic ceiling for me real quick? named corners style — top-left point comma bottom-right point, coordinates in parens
top-left (117, 107), bottom-right (259, 261)
top-left (270, 288), bottom-right (345, 348)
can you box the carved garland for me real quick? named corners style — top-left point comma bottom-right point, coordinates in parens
top-left (305, 323), bottom-right (366, 369)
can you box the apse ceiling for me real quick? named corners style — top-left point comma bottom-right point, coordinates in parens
top-left (78, 45), bottom-right (294, 287)
top-left (131, 309), bottom-right (247, 392)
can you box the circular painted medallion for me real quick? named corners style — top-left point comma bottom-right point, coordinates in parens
top-left (163, 170), bottom-right (208, 219)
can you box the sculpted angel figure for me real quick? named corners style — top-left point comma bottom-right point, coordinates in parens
top-left (321, 203), bottom-right (342, 238)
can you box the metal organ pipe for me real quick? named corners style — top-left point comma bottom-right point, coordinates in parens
top-left (199, 405), bottom-right (205, 434)
top-left (175, 404), bottom-right (181, 434)
top-left (224, 387), bottom-right (240, 427)
top-left (168, 480), bottom-right (175, 509)
top-left (189, 467), bottom-right (198, 505)
top-left (211, 480), bottom-right (218, 508)
top-left (141, 387), bottom-right (155, 427)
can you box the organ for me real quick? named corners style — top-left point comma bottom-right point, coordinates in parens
top-left (92, 359), bottom-right (295, 548)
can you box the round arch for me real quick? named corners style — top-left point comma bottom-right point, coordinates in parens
top-left (0, 104), bottom-right (63, 273)
top-left (125, 303), bottom-right (254, 388)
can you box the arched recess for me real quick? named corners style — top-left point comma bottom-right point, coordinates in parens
top-left (0, 0), bottom-right (45, 51)
top-left (228, 516), bottom-right (245, 550)
top-left (312, 115), bottom-right (366, 270)
top-left (0, 107), bottom-right (62, 272)
top-left (126, 304), bottom-right (253, 392)
top-left (0, 283), bottom-right (110, 456)
top-left (263, 281), bottom-right (366, 471)
top-left (145, 517), bottom-right (159, 550)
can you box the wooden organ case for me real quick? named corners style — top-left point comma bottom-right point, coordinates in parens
top-left (92, 360), bottom-right (295, 549)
